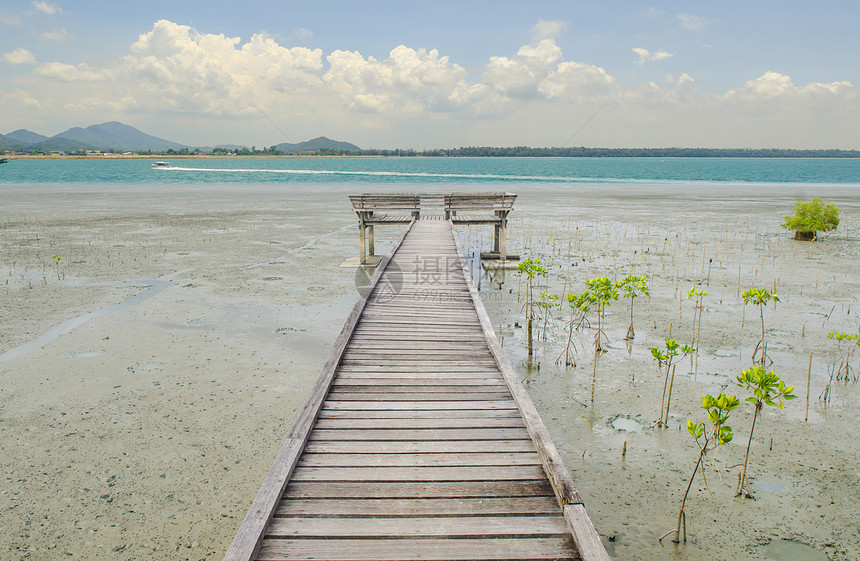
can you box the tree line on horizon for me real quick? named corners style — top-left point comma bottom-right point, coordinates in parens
top-left (312, 146), bottom-right (860, 158)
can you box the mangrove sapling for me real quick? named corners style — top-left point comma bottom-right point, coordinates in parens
top-left (51, 254), bottom-right (62, 281)
top-left (556, 292), bottom-right (590, 368)
top-left (620, 274), bottom-right (649, 340)
top-left (686, 286), bottom-right (708, 370)
top-left (742, 288), bottom-right (780, 366)
top-left (517, 258), bottom-right (548, 357)
top-left (782, 197), bottom-right (841, 241)
top-left (537, 291), bottom-right (560, 341)
top-left (735, 365), bottom-right (796, 498)
top-left (651, 337), bottom-right (696, 428)
top-left (661, 393), bottom-right (739, 544)
top-left (583, 277), bottom-right (621, 353)
top-left (826, 331), bottom-right (860, 382)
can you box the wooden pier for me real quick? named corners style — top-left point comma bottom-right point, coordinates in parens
top-left (224, 204), bottom-right (609, 560)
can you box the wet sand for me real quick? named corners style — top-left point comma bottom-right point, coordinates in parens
top-left (1, 183), bottom-right (858, 560)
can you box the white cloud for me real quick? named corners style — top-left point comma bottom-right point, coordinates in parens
top-left (4, 48), bottom-right (37, 65)
top-left (295, 28), bottom-right (313, 39)
top-left (1, 12), bottom-right (23, 25)
top-left (42, 27), bottom-right (72, 41)
top-left (32, 1), bottom-right (61, 15)
top-left (34, 61), bottom-right (111, 81)
top-left (633, 47), bottom-right (673, 65)
top-left (531, 20), bottom-right (568, 41)
top-left (6, 19), bottom-right (858, 149)
top-left (677, 14), bottom-right (707, 31)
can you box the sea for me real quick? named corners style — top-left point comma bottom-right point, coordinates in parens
top-left (1, 156), bottom-right (860, 186)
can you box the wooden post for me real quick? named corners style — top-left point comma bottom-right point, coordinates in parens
top-left (500, 211), bottom-right (508, 263)
top-left (359, 221), bottom-right (366, 264)
top-left (493, 224), bottom-right (501, 252)
top-left (368, 225), bottom-right (375, 257)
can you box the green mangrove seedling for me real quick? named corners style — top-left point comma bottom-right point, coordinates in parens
top-left (827, 331), bottom-right (859, 382)
top-left (782, 197), bottom-right (841, 241)
top-left (556, 292), bottom-right (591, 367)
top-left (583, 277), bottom-right (620, 353)
top-left (51, 254), bottom-right (61, 281)
top-left (517, 258), bottom-right (548, 357)
top-left (537, 291), bottom-right (560, 341)
top-left (735, 365), bottom-right (796, 498)
top-left (661, 393), bottom-right (739, 544)
top-left (742, 288), bottom-right (779, 366)
top-left (686, 286), bottom-right (707, 370)
top-left (620, 274), bottom-right (649, 340)
top-left (651, 337), bottom-right (695, 428)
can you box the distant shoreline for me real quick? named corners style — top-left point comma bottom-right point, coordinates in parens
top-left (5, 153), bottom-right (860, 160)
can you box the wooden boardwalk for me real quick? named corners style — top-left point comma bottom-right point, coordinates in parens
top-left (225, 218), bottom-right (609, 561)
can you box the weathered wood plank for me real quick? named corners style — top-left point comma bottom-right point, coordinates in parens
top-left (321, 400), bottom-right (518, 410)
top-left (313, 417), bottom-right (525, 429)
top-left (307, 427), bottom-right (530, 441)
top-left (302, 440), bottom-right (536, 454)
top-left (324, 391), bottom-right (513, 401)
top-left (265, 515), bottom-right (571, 538)
top-left (257, 537), bottom-right (577, 561)
top-left (275, 496), bottom-right (561, 517)
top-left (289, 465), bottom-right (547, 482)
top-left (281, 480), bottom-right (555, 499)
top-left (297, 451), bottom-right (539, 467)
top-left (316, 409), bottom-right (521, 420)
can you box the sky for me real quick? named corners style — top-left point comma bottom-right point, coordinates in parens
top-left (1, 0), bottom-right (859, 150)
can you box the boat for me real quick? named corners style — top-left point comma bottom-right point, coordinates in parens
top-left (151, 161), bottom-right (170, 168)
top-left (0, 158), bottom-right (8, 164)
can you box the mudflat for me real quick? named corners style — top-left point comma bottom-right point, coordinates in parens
top-left (0, 183), bottom-right (858, 561)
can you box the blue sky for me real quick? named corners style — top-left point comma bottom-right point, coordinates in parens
top-left (2, 0), bottom-right (858, 149)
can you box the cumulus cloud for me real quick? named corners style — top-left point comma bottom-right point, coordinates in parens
top-left (531, 19), bottom-right (568, 41)
top-left (42, 27), bottom-right (72, 40)
top-left (295, 28), bottom-right (313, 39)
top-left (633, 47), bottom-right (673, 64)
top-left (677, 14), bottom-right (707, 31)
top-left (8, 19), bottom-right (859, 149)
top-left (4, 48), bottom-right (37, 65)
top-left (1, 12), bottom-right (23, 25)
top-left (32, 1), bottom-right (61, 15)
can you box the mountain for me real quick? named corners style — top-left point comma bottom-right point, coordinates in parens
top-left (275, 136), bottom-right (360, 153)
top-left (50, 121), bottom-right (186, 152)
top-left (6, 129), bottom-right (48, 145)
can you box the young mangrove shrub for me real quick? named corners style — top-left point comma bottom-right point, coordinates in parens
top-left (782, 197), bottom-right (841, 241)
top-left (556, 292), bottom-right (590, 367)
top-left (651, 337), bottom-right (695, 428)
top-left (735, 365), bottom-right (796, 498)
top-left (536, 291), bottom-right (560, 341)
top-left (686, 286), bottom-right (708, 370)
top-left (583, 277), bottom-right (620, 353)
top-left (661, 393), bottom-right (739, 544)
top-left (518, 258), bottom-right (548, 357)
top-left (51, 254), bottom-right (62, 281)
top-left (742, 288), bottom-right (779, 366)
top-left (827, 331), bottom-right (859, 382)
top-left (620, 274), bottom-right (649, 340)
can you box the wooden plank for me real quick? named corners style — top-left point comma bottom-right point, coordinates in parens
top-left (331, 378), bottom-right (506, 387)
top-left (307, 428), bottom-right (530, 441)
top-left (281, 480), bottom-right (555, 499)
top-left (302, 440), bottom-right (536, 454)
top-left (297, 451), bottom-right (540, 467)
top-left (564, 504), bottom-right (612, 561)
top-left (313, 417), bottom-right (525, 429)
top-left (324, 391), bottom-right (512, 401)
top-left (289, 465), bottom-right (547, 482)
top-left (265, 515), bottom-right (571, 538)
top-left (257, 538), bottom-right (577, 561)
top-left (316, 409), bottom-right (522, 420)
top-left (321, 400), bottom-right (518, 410)
top-left (275, 496), bottom-right (561, 517)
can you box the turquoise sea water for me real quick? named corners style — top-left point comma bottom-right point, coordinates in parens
top-left (1, 157), bottom-right (859, 185)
